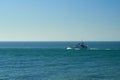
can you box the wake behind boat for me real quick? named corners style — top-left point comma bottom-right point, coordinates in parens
top-left (66, 42), bottom-right (88, 50)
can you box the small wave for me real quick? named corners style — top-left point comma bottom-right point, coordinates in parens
top-left (89, 48), bottom-right (120, 50)
top-left (89, 48), bottom-right (100, 50)
top-left (105, 48), bottom-right (111, 50)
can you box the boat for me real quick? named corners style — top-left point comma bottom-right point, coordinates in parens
top-left (66, 42), bottom-right (88, 50)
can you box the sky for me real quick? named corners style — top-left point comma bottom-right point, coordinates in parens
top-left (0, 0), bottom-right (120, 41)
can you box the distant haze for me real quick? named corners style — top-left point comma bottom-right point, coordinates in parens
top-left (0, 0), bottom-right (120, 41)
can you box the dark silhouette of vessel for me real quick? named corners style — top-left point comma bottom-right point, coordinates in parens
top-left (66, 42), bottom-right (88, 50)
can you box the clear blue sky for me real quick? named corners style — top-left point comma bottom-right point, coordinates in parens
top-left (0, 0), bottom-right (120, 41)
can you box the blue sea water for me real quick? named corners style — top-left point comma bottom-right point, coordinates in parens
top-left (0, 41), bottom-right (120, 80)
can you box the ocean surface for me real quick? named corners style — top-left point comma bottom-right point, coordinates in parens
top-left (0, 41), bottom-right (120, 80)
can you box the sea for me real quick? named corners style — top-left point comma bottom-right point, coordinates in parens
top-left (0, 41), bottom-right (120, 80)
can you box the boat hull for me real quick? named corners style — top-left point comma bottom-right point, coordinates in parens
top-left (66, 47), bottom-right (88, 50)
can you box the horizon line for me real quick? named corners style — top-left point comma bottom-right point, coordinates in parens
top-left (0, 40), bottom-right (119, 42)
